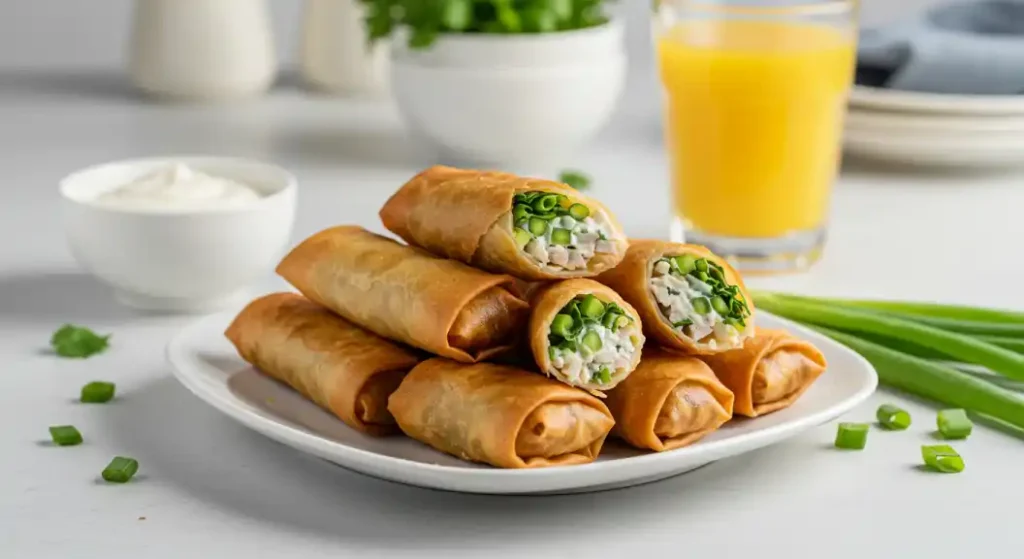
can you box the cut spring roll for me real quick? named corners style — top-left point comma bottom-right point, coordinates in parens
top-left (606, 349), bottom-right (734, 451)
top-left (529, 279), bottom-right (645, 394)
top-left (224, 293), bottom-right (423, 436)
top-left (379, 165), bottom-right (628, 280)
top-left (596, 240), bottom-right (755, 355)
top-left (701, 329), bottom-right (827, 417)
top-left (388, 358), bottom-right (615, 469)
top-left (277, 226), bottom-right (529, 363)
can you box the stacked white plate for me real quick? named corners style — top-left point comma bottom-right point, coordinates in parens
top-left (844, 85), bottom-right (1024, 168)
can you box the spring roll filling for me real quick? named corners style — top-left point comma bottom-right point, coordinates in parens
top-left (547, 294), bottom-right (640, 386)
top-left (649, 256), bottom-right (753, 349)
top-left (511, 191), bottom-right (618, 271)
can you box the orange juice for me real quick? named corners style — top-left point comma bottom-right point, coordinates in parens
top-left (658, 20), bottom-right (855, 238)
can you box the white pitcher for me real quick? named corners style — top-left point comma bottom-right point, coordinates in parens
top-left (300, 0), bottom-right (390, 97)
top-left (129, 0), bottom-right (277, 101)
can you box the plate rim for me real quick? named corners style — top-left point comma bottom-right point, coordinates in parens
top-left (851, 85), bottom-right (1024, 115)
top-left (166, 309), bottom-right (878, 493)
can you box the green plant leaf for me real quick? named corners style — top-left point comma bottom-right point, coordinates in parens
top-left (50, 324), bottom-right (110, 359)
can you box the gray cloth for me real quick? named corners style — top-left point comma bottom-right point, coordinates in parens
top-left (858, 0), bottom-right (1024, 94)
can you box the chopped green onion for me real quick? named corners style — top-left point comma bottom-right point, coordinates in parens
top-left (532, 194), bottom-right (558, 213)
top-left (550, 314), bottom-right (575, 338)
top-left (596, 367), bottom-right (612, 384)
top-left (550, 228), bottom-right (572, 246)
top-left (514, 227), bottom-right (533, 249)
top-left (692, 297), bottom-right (711, 314)
top-left (708, 264), bottom-right (726, 283)
top-left (673, 254), bottom-right (696, 274)
top-left (101, 456), bottom-right (139, 483)
top-left (876, 404), bottom-right (912, 430)
top-left (921, 445), bottom-right (964, 473)
top-left (568, 203), bottom-right (590, 220)
top-left (49, 425), bottom-right (83, 446)
top-left (937, 409), bottom-right (973, 439)
top-left (695, 259), bottom-right (709, 273)
top-left (672, 319), bottom-right (692, 328)
top-left (548, 346), bottom-right (559, 362)
top-left (579, 295), bottom-right (605, 319)
top-left (80, 381), bottom-right (116, 404)
top-left (528, 217), bottom-right (548, 236)
top-left (581, 330), bottom-right (602, 352)
top-left (711, 296), bottom-right (729, 315)
top-left (808, 325), bottom-right (1024, 432)
top-left (512, 204), bottom-right (530, 222)
top-left (834, 423), bottom-right (869, 450)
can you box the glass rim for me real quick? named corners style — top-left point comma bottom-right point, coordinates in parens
top-left (658, 0), bottom-right (857, 17)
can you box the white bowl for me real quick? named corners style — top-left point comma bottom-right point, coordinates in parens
top-left (390, 22), bottom-right (627, 166)
top-left (60, 157), bottom-right (297, 313)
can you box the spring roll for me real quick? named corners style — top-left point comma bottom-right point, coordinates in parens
top-left (529, 279), bottom-right (645, 394)
top-left (277, 226), bottom-right (530, 363)
top-left (224, 293), bottom-right (423, 436)
top-left (701, 329), bottom-right (827, 417)
top-left (388, 358), bottom-right (615, 468)
top-left (379, 165), bottom-right (628, 280)
top-left (595, 240), bottom-right (755, 355)
top-left (605, 349), bottom-right (735, 451)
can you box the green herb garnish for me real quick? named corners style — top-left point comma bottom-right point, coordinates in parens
top-left (558, 170), bottom-right (592, 191)
top-left (922, 445), bottom-right (964, 473)
top-left (80, 381), bottom-right (116, 404)
top-left (834, 423), bottom-right (869, 450)
top-left (937, 408), bottom-right (973, 439)
top-left (49, 425), bottom-right (83, 446)
top-left (876, 404), bottom-right (911, 430)
top-left (101, 456), bottom-right (139, 483)
top-left (50, 324), bottom-right (110, 358)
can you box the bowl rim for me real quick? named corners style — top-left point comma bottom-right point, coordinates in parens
top-left (59, 155), bottom-right (298, 215)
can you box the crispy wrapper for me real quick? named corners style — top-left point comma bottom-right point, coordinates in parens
top-left (277, 226), bottom-right (529, 363)
top-left (605, 349), bottom-right (734, 451)
top-left (595, 240), bottom-right (755, 355)
top-left (388, 358), bottom-right (615, 469)
top-left (701, 329), bottom-right (827, 417)
top-left (379, 165), bottom-right (628, 280)
top-left (224, 293), bottom-right (423, 436)
top-left (528, 279), bottom-right (645, 394)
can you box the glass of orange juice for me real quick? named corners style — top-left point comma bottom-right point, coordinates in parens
top-left (655, 0), bottom-right (857, 273)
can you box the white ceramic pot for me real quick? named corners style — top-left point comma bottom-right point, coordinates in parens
top-left (60, 157), bottom-right (296, 313)
top-left (129, 0), bottom-right (277, 101)
top-left (300, 0), bottom-right (390, 97)
top-left (390, 21), bottom-right (626, 166)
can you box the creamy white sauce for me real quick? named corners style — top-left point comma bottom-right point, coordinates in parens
top-left (95, 163), bottom-right (262, 210)
top-left (522, 214), bottom-right (618, 271)
top-left (650, 260), bottom-right (753, 349)
top-left (550, 320), bottom-right (639, 386)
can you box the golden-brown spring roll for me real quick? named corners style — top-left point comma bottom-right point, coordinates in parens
top-left (224, 293), bottom-right (423, 436)
top-left (379, 165), bottom-right (628, 281)
top-left (388, 358), bottom-right (615, 468)
top-left (595, 240), bottom-right (755, 355)
top-left (605, 349), bottom-right (734, 451)
top-left (701, 329), bottom-right (827, 417)
top-left (528, 279), bottom-right (645, 394)
top-left (277, 226), bottom-right (530, 363)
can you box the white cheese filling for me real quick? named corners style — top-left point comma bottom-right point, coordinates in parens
top-left (649, 259), bottom-right (752, 349)
top-left (523, 214), bottom-right (618, 271)
top-left (550, 321), bottom-right (639, 386)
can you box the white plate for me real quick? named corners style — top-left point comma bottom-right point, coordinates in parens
top-left (844, 126), bottom-right (1024, 168)
top-left (846, 109), bottom-right (1024, 134)
top-left (850, 85), bottom-right (1024, 116)
top-left (167, 310), bottom-right (877, 495)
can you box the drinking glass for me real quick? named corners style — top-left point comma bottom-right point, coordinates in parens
top-left (655, 0), bottom-right (857, 273)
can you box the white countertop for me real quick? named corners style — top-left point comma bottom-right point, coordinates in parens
top-left (3, 72), bottom-right (1023, 558)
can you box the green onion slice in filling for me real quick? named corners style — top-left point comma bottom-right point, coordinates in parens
top-left (547, 294), bottom-right (635, 382)
top-left (654, 256), bottom-right (751, 329)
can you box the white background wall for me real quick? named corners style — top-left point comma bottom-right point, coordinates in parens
top-left (0, 0), bottom-right (951, 71)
